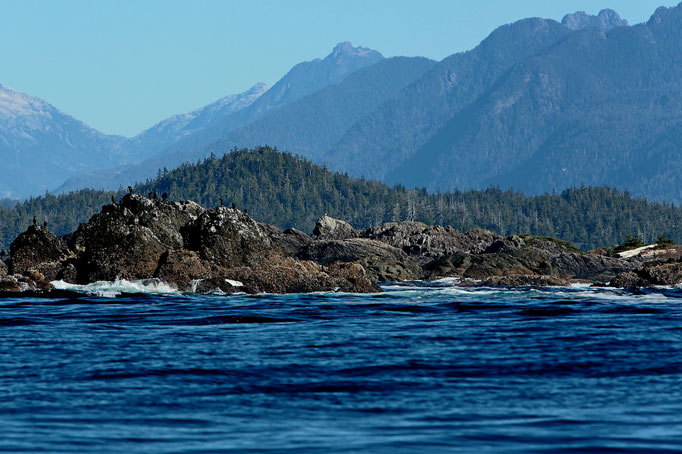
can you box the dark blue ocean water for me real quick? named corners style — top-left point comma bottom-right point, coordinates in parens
top-left (2, 280), bottom-right (682, 453)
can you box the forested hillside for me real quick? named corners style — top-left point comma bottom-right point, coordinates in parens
top-left (383, 5), bottom-right (682, 202)
top-left (1, 147), bottom-right (680, 250)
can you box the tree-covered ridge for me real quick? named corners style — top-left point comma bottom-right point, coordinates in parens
top-left (1, 147), bottom-right (680, 250)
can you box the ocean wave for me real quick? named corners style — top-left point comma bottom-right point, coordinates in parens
top-left (51, 278), bottom-right (180, 297)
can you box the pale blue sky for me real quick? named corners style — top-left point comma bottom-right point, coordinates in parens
top-left (1, 0), bottom-right (678, 137)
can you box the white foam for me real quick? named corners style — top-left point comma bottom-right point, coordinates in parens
top-left (51, 278), bottom-right (179, 297)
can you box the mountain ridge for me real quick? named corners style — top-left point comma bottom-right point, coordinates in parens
top-left (384, 3), bottom-right (682, 202)
top-left (56, 42), bottom-right (387, 193)
top-left (0, 83), bottom-right (127, 198)
top-left (561, 9), bottom-right (628, 31)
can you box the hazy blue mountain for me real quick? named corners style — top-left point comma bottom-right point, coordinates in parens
top-left (561, 9), bottom-right (628, 31)
top-left (0, 83), bottom-right (127, 199)
top-left (185, 56), bottom-right (436, 163)
top-left (122, 82), bottom-right (269, 160)
top-left (323, 18), bottom-right (574, 180)
top-left (385, 3), bottom-right (682, 202)
top-left (56, 42), bottom-right (386, 193)
top-left (41, 4), bottom-right (682, 204)
top-left (146, 41), bottom-right (384, 156)
top-left (56, 83), bottom-right (269, 193)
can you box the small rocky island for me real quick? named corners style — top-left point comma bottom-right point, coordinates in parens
top-left (1, 194), bottom-right (680, 295)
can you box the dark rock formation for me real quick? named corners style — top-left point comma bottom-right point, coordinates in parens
top-left (71, 194), bottom-right (206, 282)
top-left (299, 238), bottom-right (422, 282)
top-left (364, 222), bottom-right (499, 265)
top-left (312, 215), bottom-right (360, 240)
top-left (464, 247), bottom-right (555, 280)
top-left (1, 194), bottom-right (380, 295)
top-left (154, 249), bottom-right (209, 291)
top-left (0, 269), bottom-right (53, 293)
top-left (610, 258), bottom-right (682, 288)
top-left (422, 252), bottom-right (471, 280)
top-left (220, 258), bottom-right (377, 294)
top-left (0, 259), bottom-right (6, 279)
top-left (184, 205), bottom-right (271, 267)
top-left (423, 235), bottom-right (636, 283)
top-left (475, 275), bottom-right (571, 287)
top-left (9, 225), bottom-right (72, 276)
top-left (258, 225), bottom-right (311, 257)
top-left (1, 196), bottom-right (650, 294)
top-left (609, 272), bottom-right (649, 288)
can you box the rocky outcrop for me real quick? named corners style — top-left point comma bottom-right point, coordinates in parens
top-left (71, 195), bottom-right (205, 282)
top-left (9, 225), bottom-right (72, 276)
top-left (423, 235), bottom-right (637, 283)
top-left (220, 257), bottom-right (377, 294)
top-left (312, 215), bottom-right (359, 240)
top-left (264, 226), bottom-right (312, 257)
top-left (561, 9), bottom-right (627, 32)
top-left (183, 205), bottom-right (272, 267)
top-left (610, 258), bottom-right (682, 288)
top-left (364, 222), bottom-right (499, 264)
top-left (475, 275), bottom-right (571, 287)
top-left (2, 198), bottom-right (655, 294)
top-left (298, 238), bottom-right (422, 282)
top-left (0, 269), bottom-right (53, 293)
top-left (2, 195), bottom-right (380, 295)
top-left (154, 249), bottom-right (209, 291)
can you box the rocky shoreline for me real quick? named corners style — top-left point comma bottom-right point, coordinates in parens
top-left (1, 194), bottom-right (680, 295)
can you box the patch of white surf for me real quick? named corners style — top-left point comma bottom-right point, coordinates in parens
top-left (51, 278), bottom-right (179, 297)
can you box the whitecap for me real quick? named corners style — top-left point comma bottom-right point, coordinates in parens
top-left (51, 278), bottom-right (179, 297)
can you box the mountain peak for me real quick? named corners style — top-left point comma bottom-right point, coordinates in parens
top-left (0, 83), bottom-right (49, 120)
top-left (329, 41), bottom-right (383, 60)
top-left (245, 82), bottom-right (270, 96)
top-left (648, 3), bottom-right (682, 25)
top-left (562, 9), bottom-right (627, 32)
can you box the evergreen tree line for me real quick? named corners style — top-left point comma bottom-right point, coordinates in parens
top-left (1, 146), bottom-right (680, 251)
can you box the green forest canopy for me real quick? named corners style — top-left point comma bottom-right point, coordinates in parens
top-left (1, 146), bottom-right (680, 251)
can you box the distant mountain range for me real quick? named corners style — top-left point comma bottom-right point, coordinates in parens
top-left (385, 4), bottom-right (682, 202)
top-left (4, 4), bottom-right (682, 204)
top-left (0, 84), bottom-right (126, 198)
top-left (54, 41), bottom-right (385, 194)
